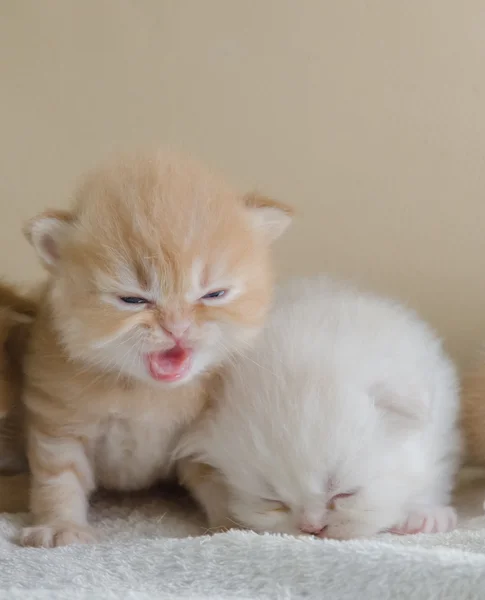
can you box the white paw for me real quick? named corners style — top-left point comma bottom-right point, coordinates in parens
top-left (390, 506), bottom-right (457, 535)
top-left (20, 523), bottom-right (96, 548)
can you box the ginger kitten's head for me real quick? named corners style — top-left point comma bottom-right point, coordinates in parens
top-left (25, 151), bottom-right (292, 386)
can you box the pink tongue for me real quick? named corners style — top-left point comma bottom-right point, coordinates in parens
top-left (147, 346), bottom-right (192, 381)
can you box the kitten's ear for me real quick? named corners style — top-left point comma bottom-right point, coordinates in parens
top-left (23, 210), bottom-right (74, 272)
top-left (372, 383), bottom-right (429, 428)
top-left (243, 192), bottom-right (293, 242)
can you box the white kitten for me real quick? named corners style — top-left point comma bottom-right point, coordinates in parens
top-left (176, 276), bottom-right (461, 539)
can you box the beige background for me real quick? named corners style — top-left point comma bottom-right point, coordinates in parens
top-left (1, 1), bottom-right (485, 366)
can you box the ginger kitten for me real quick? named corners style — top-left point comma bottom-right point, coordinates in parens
top-left (12, 150), bottom-right (292, 547)
top-left (0, 282), bottom-right (36, 475)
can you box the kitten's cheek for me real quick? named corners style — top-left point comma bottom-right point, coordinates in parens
top-left (232, 506), bottom-right (296, 535)
top-left (188, 349), bottom-right (216, 378)
top-left (323, 517), bottom-right (380, 540)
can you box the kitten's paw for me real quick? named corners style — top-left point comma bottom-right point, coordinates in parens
top-left (20, 523), bottom-right (96, 548)
top-left (390, 506), bottom-right (457, 535)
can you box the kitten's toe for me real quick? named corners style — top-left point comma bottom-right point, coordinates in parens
top-left (53, 526), bottom-right (96, 547)
top-left (390, 506), bottom-right (457, 535)
top-left (20, 523), bottom-right (96, 548)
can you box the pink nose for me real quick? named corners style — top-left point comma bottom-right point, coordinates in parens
top-left (163, 322), bottom-right (190, 339)
top-left (299, 524), bottom-right (326, 536)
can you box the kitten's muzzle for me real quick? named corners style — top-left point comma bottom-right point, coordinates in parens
top-left (300, 523), bottom-right (327, 536)
top-left (161, 320), bottom-right (191, 341)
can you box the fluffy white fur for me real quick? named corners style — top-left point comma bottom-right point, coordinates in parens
top-left (177, 276), bottom-right (461, 539)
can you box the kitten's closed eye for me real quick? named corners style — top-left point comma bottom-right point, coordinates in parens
top-left (119, 296), bottom-right (150, 305)
top-left (261, 499), bottom-right (290, 513)
top-left (200, 290), bottom-right (228, 301)
top-left (327, 492), bottom-right (356, 510)
top-left (117, 291), bottom-right (228, 307)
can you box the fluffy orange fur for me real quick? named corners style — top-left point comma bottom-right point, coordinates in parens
top-left (6, 150), bottom-right (292, 547)
top-left (0, 282), bottom-right (36, 475)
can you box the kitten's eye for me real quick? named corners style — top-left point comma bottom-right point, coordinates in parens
top-left (201, 290), bottom-right (227, 300)
top-left (271, 503), bottom-right (290, 513)
top-left (261, 499), bottom-right (290, 513)
top-left (327, 492), bottom-right (356, 511)
top-left (119, 296), bottom-right (150, 305)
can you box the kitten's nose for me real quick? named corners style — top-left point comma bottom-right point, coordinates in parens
top-left (299, 523), bottom-right (327, 536)
top-left (163, 321), bottom-right (191, 340)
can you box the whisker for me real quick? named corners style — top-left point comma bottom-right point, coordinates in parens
top-left (239, 336), bottom-right (286, 367)
top-left (70, 329), bottom-right (146, 396)
top-left (199, 515), bottom-right (245, 535)
top-left (217, 340), bottom-right (283, 382)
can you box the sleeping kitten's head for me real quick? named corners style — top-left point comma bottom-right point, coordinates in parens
top-left (178, 375), bottom-right (422, 539)
top-left (25, 151), bottom-right (292, 386)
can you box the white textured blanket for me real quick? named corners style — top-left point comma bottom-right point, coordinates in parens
top-left (1, 472), bottom-right (485, 600)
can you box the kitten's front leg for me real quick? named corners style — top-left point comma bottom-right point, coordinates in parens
top-left (389, 506), bottom-right (457, 535)
top-left (20, 429), bottom-right (96, 548)
top-left (177, 458), bottom-right (235, 533)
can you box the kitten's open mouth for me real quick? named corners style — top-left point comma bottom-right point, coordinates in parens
top-left (145, 346), bottom-right (193, 382)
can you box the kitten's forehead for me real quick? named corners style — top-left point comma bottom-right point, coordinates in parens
top-left (72, 151), bottom-right (257, 291)
top-left (75, 150), bottom-right (246, 236)
top-left (190, 257), bottom-right (234, 291)
top-left (95, 251), bottom-right (237, 298)
top-left (212, 379), bottom-right (382, 499)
